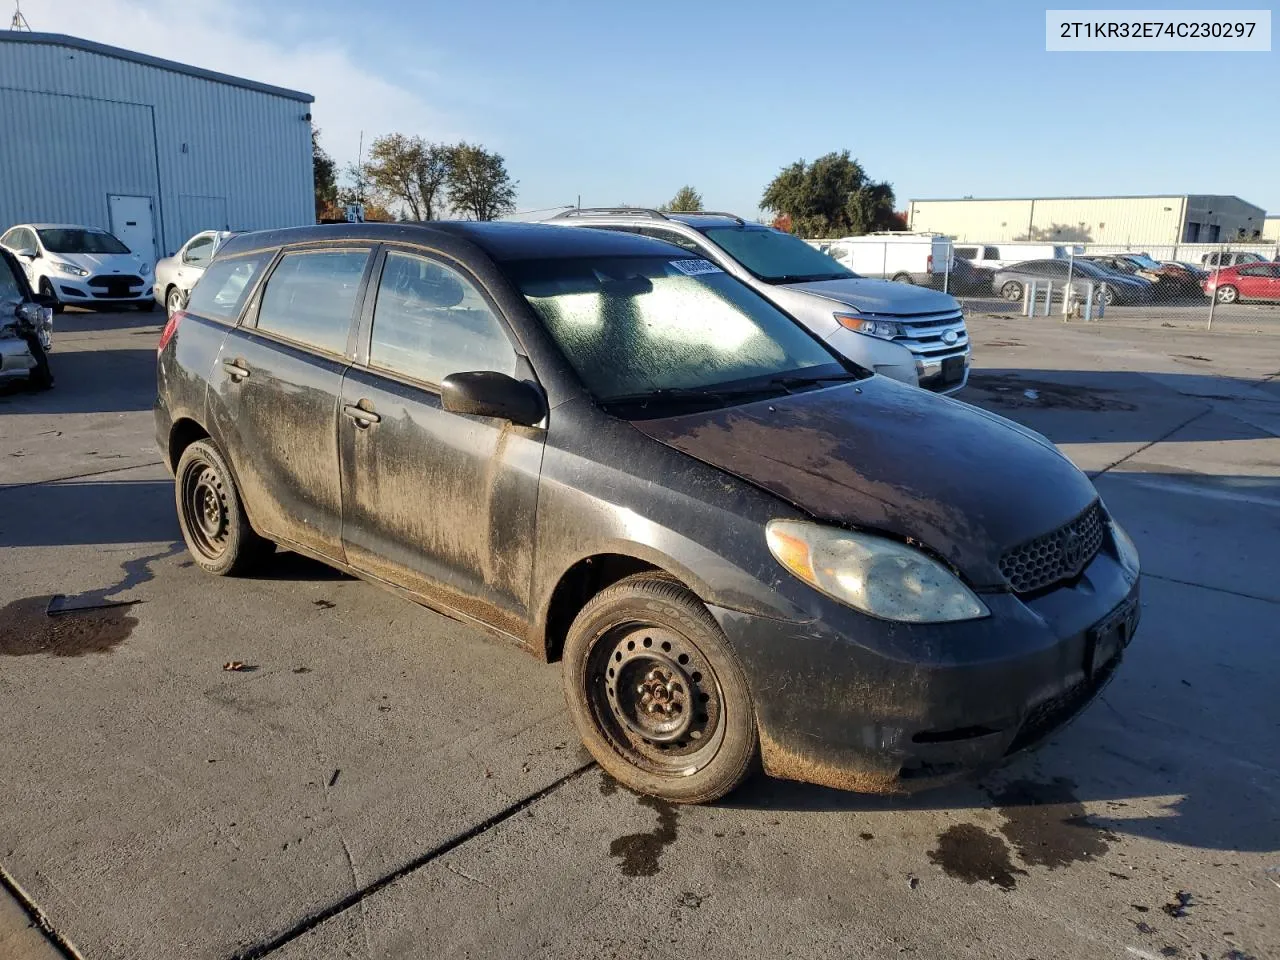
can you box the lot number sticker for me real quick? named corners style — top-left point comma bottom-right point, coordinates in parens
top-left (670, 259), bottom-right (723, 277)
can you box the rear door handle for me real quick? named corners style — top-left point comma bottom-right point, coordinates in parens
top-left (342, 402), bottom-right (381, 427)
top-left (222, 359), bottom-right (250, 382)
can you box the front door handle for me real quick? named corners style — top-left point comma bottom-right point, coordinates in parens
top-left (223, 359), bottom-right (250, 382)
top-left (342, 402), bottom-right (381, 427)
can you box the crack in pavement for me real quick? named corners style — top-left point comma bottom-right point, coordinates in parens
top-left (230, 761), bottom-right (596, 960)
top-left (0, 863), bottom-right (83, 959)
top-left (0, 459), bottom-right (165, 492)
top-left (1141, 571), bottom-right (1280, 606)
top-left (1087, 408), bottom-right (1212, 480)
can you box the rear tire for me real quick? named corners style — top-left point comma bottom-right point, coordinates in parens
top-left (1098, 284), bottom-right (1116, 306)
top-left (562, 573), bottom-right (759, 804)
top-left (38, 279), bottom-right (64, 315)
top-left (1001, 280), bottom-right (1023, 301)
top-left (1215, 285), bottom-right (1239, 304)
top-left (175, 439), bottom-right (273, 576)
top-left (891, 272), bottom-right (914, 285)
top-left (166, 286), bottom-right (185, 318)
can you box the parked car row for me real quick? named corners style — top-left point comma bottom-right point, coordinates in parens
top-left (157, 219), bottom-right (1141, 803)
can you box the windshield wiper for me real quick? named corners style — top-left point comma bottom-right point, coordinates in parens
top-left (764, 272), bottom-right (849, 284)
top-left (602, 383), bottom-right (780, 410)
top-left (767, 372), bottom-right (860, 392)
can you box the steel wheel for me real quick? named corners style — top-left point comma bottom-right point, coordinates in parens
top-left (1216, 285), bottom-right (1238, 304)
top-left (180, 459), bottom-right (230, 561)
top-left (1001, 280), bottom-right (1023, 301)
top-left (166, 287), bottom-right (184, 317)
top-left (587, 621), bottom-right (726, 777)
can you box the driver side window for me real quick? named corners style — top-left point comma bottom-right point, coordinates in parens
top-left (368, 251), bottom-right (516, 388)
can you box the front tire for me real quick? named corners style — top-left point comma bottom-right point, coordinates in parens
top-left (562, 573), bottom-right (759, 804)
top-left (38, 279), bottom-right (64, 315)
top-left (1215, 284), bottom-right (1239, 304)
top-left (891, 272), bottom-right (914, 285)
top-left (1098, 284), bottom-right (1116, 306)
top-left (1001, 280), bottom-right (1023, 301)
top-left (175, 439), bottom-right (272, 576)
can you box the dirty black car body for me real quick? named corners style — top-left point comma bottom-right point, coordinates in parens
top-left (155, 222), bottom-right (1141, 802)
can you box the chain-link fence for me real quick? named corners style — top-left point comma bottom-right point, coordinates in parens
top-left (809, 236), bottom-right (1280, 333)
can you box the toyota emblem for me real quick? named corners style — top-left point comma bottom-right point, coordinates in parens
top-left (1062, 530), bottom-right (1084, 570)
top-left (942, 329), bottom-right (959, 345)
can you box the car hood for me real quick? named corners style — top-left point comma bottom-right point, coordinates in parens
top-left (779, 277), bottom-right (960, 315)
top-left (56, 252), bottom-right (146, 273)
top-left (632, 377), bottom-right (1098, 587)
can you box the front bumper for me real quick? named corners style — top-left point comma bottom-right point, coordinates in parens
top-left (53, 276), bottom-right (151, 304)
top-left (0, 335), bottom-right (37, 377)
top-left (710, 546), bottom-right (1140, 794)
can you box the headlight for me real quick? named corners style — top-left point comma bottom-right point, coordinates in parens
top-left (766, 520), bottom-right (988, 623)
top-left (51, 261), bottom-right (89, 277)
top-left (139, 262), bottom-right (153, 276)
top-left (1109, 519), bottom-right (1140, 577)
top-left (834, 312), bottom-right (903, 340)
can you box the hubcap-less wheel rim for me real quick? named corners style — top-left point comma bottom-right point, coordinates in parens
top-left (167, 289), bottom-right (182, 317)
top-left (587, 623), bottom-right (725, 777)
top-left (181, 461), bottom-right (230, 559)
top-left (1002, 282), bottom-right (1021, 301)
top-left (1218, 287), bottom-right (1236, 303)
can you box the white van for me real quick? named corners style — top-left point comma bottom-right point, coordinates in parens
top-left (813, 233), bottom-right (953, 287)
top-left (953, 243), bottom-right (1082, 270)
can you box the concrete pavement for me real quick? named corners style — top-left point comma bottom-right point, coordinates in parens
top-left (1, 309), bottom-right (1276, 959)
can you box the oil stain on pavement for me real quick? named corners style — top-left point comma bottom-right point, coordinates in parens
top-left (0, 595), bottom-right (137, 656)
top-left (928, 823), bottom-right (1026, 890)
top-left (610, 792), bottom-right (679, 877)
top-left (989, 778), bottom-right (1116, 868)
top-left (929, 778), bottom-right (1117, 890)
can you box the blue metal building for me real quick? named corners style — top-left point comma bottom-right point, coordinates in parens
top-left (0, 32), bottom-right (314, 264)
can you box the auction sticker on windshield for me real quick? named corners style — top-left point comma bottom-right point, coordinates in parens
top-left (670, 259), bottom-right (724, 277)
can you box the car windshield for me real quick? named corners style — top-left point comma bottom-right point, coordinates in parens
top-left (38, 229), bottom-right (130, 255)
top-left (698, 226), bottom-right (857, 284)
top-left (508, 255), bottom-right (855, 412)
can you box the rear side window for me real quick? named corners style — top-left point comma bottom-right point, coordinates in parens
top-left (183, 235), bottom-right (216, 265)
top-left (368, 251), bottom-right (516, 386)
top-left (954, 246), bottom-right (977, 259)
top-left (1237, 265), bottom-right (1268, 276)
top-left (185, 253), bottom-right (270, 323)
top-left (256, 249), bottom-right (370, 355)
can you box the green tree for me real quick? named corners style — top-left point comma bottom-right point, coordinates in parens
top-left (447, 143), bottom-right (517, 221)
top-left (312, 125), bottom-right (338, 220)
top-left (363, 134), bottom-right (454, 220)
top-left (760, 151), bottom-right (899, 238)
top-left (661, 185), bottom-right (703, 213)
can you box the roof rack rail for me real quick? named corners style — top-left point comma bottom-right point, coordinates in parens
top-left (680, 211), bottom-right (747, 225)
top-left (552, 207), bottom-right (669, 220)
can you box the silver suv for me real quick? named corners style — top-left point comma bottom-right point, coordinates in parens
top-left (551, 209), bottom-right (970, 394)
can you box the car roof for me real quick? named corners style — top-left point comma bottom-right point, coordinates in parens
top-left (217, 220), bottom-right (685, 263)
top-left (17, 223), bottom-right (110, 232)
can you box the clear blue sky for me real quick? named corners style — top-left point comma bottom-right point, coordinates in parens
top-left (84, 0), bottom-right (1280, 217)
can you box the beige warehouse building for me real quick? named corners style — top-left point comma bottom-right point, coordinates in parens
top-left (1264, 216), bottom-right (1280, 242)
top-left (907, 195), bottom-right (1267, 246)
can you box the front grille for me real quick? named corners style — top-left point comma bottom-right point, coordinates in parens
top-left (88, 274), bottom-right (144, 299)
top-left (1005, 655), bottom-right (1117, 755)
top-left (88, 274), bottom-right (144, 288)
top-left (999, 501), bottom-right (1105, 594)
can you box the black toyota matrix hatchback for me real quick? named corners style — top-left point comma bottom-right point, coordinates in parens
top-left (155, 222), bottom-right (1141, 803)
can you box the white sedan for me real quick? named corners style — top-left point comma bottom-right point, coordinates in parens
top-left (0, 223), bottom-right (155, 313)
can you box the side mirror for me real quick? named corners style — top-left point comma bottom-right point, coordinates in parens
top-left (441, 371), bottom-right (545, 426)
top-left (18, 250), bottom-right (37, 261)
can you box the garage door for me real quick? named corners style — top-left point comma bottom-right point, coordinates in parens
top-left (0, 89), bottom-right (160, 242)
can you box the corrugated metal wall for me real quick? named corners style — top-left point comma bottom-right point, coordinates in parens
top-left (0, 37), bottom-right (313, 257)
